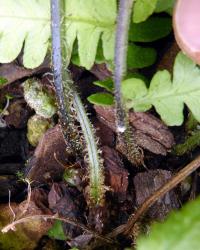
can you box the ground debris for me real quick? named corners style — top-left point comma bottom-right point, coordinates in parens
top-left (129, 112), bottom-right (174, 150)
top-left (0, 60), bottom-right (49, 86)
top-left (0, 163), bottom-right (23, 175)
top-left (26, 125), bottom-right (71, 184)
top-left (102, 146), bottom-right (129, 202)
top-left (4, 99), bottom-right (31, 128)
top-left (0, 188), bottom-right (52, 250)
top-left (0, 175), bottom-right (20, 198)
top-left (0, 128), bottom-right (28, 162)
top-left (133, 169), bottom-right (180, 221)
top-left (95, 105), bottom-right (175, 157)
top-left (90, 63), bottom-right (112, 80)
top-left (48, 183), bottom-right (85, 238)
top-left (93, 118), bottom-right (115, 147)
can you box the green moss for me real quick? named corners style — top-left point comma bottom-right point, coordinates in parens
top-left (173, 131), bottom-right (200, 156)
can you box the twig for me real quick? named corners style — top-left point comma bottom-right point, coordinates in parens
top-left (8, 178), bottom-right (32, 223)
top-left (8, 190), bottom-right (15, 222)
top-left (1, 214), bottom-right (114, 244)
top-left (19, 178), bottom-right (32, 218)
top-left (107, 154), bottom-right (200, 237)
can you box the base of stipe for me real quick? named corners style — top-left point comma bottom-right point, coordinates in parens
top-left (117, 125), bottom-right (126, 133)
top-left (117, 121), bottom-right (144, 166)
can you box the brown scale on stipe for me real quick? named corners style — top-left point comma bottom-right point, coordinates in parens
top-left (122, 121), bottom-right (144, 166)
top-left (61, 79), bottom-right (83, 155)
top-left (116, 114), bottom-right (144, 166)
top-left (51, 0), bottom-right (105, 206)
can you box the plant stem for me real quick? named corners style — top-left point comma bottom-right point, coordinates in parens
top-left (51, 0), bottom-right (77, 152)
top-left (114, 0), bottom-right (134, 132)
top-left (50, 0), bottom-right (104, 205)
top-left (114, 0), bottom-right (143, 166)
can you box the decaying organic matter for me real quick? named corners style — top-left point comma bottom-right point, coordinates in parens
top-left (95, 105), bottom-right (175, 158)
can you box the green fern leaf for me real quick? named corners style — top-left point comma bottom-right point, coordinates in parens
top-left (65, 0), bottom-right (116, 69)
top-left (137, 197), bottom-right (200, 250)
top-left (129, 17), bottom-right (172, 42)
top-left (0, 0), bottom-right (116, 69)
top-left (87, 93), bottom-right (114, 106)
top-left (133, 0), bottom-right (158, 23)
top-left (0, 0), bottom-right (50, 68)
top-left (133, 0), bottom-right (175, 23)
top-left (155, 0), bottom-right (175, 13)
top-left (122, 52), bottom-right (200, 126)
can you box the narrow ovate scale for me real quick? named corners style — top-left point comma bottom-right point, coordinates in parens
top-left (173, 0), bottom-right (200, 64)
top-left (50, 0), bottom-right (104, 205)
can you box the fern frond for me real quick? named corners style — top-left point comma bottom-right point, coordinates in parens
top-left (63, 0), bottom-right (116, 69)
top-left (0, 0), bottom-right (50, 68)
top-left (73, 92), bottom-right (105, 205)
top-left (122, 52), bottom-right (200, 126)
top-left (0, 0), bottom-right (116, 69)
top-left (62, 79), bottom-right (105, 205)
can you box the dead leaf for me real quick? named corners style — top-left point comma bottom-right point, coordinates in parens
top-left (48, 183), bottom-right (85, 238)
top-left (95, 106), bottom-right (175, 156)
top-left (48, 183), bottom-right (64, 210)
top-left (90, 63), bottom-right (112, 80)
top-left (0, 60), bottom-right (49, 87)
top-left (26, 125), bottom-right (70, 184)
top-left (102, 146), bottom-right (128, 202)
top-left (5, 99), bottom-right (31, 128)
top-left (68, 233), bottom-right (93, 248)
top-left (133, 169), bottom-right (180, 221)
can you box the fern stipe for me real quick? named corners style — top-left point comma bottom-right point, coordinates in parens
top-left (50, 0), bottom-right (81, 154)
top-left (114, 0), bottom-right (143, 165)
top-left (114, 0), bottom-right (134, 132)
top-left (50, 0), bottom-right (105, 205)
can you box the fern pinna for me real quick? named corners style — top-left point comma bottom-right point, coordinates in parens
top-left (0, 0), bottom-right (116, 69)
